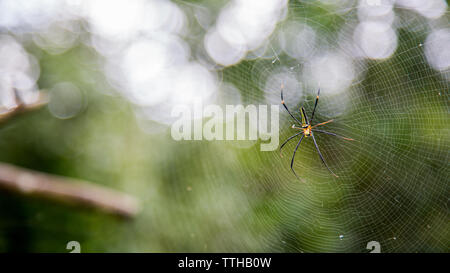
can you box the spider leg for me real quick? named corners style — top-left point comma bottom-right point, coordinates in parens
top-left (310, 88), bottom-right (320, 123)
top-left (311, 119), bottom-right (333, 129)
top-left (281, 84), bottom-right (302, 125)
top-left (311, 132), bottom-right (339, 177)
top-left (290, 135), bottom-right (305, 179)
top-left (279, 132), bottom-right (302, 157)
top-left (312, 129), bottom-right (354, 141)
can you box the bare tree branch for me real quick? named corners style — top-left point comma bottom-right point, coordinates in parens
top-left (0, 90), bottom-right (48, 123)
top-left (0, 162), bottom-right (141, 218)
top-left (0, 89), bottom-right (141, 218)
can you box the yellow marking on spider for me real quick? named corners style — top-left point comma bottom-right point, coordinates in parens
top-left (291, 124), bottom-right (312, 137)
top-left (303, 125), bottom-right (312, 137)
top-left (300, 108), bottom-right (307, 127)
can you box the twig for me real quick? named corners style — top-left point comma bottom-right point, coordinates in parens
top-left (0, 90), bottom-right (48, 123)
top-left (0, 162), bottom-right (140, 218)
top-left (0, 89), bottom-right (140, 218)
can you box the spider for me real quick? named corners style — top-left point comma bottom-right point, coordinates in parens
top-left (279, 84), bottom-right (354, 178)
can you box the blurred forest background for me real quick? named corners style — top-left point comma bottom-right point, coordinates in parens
top-left (0, 0), bottom-right (448, 252)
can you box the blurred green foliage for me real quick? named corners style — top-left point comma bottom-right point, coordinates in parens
top-left (0, 1), bottom-right (448, 252)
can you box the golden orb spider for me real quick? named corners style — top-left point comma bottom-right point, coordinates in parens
top-left (280, 84), bottom-right (354, 178)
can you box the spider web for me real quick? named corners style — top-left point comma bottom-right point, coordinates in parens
top-left (198, 0), bottom-right (449, 252)
top-left (0, 0), bottom-right (448, 253)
